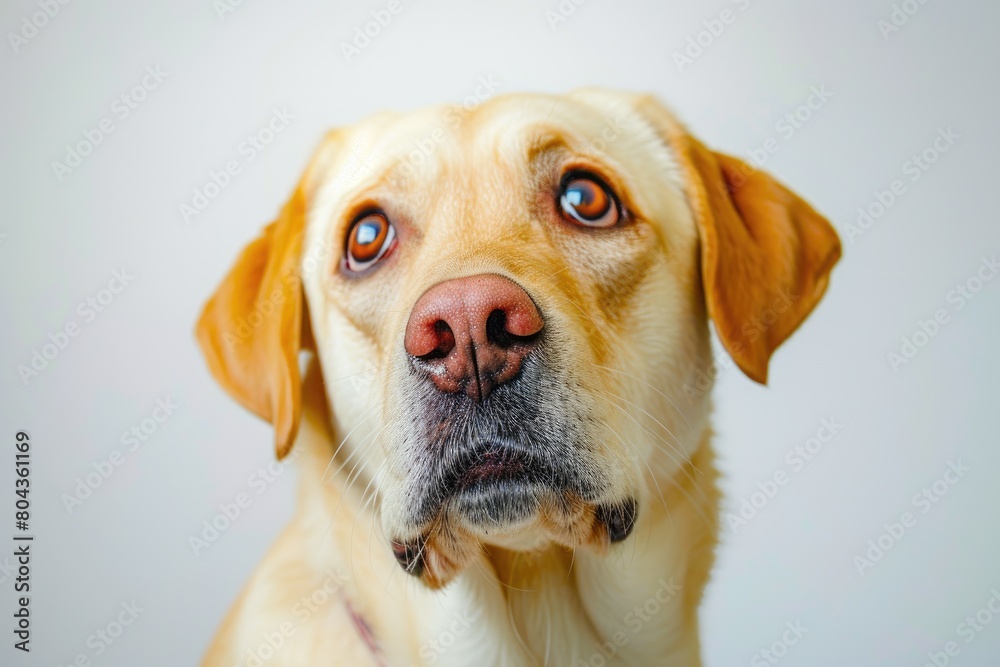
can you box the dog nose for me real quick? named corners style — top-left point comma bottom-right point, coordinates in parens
top-left (404, 274), bottom-right (544, 401)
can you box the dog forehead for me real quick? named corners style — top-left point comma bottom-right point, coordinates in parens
top-left (303, 91), bottom-right (689, 255)
top-left (310, 92), bottom-right (649, 192)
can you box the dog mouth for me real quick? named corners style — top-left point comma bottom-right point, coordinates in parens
top-left (456, 448), bottom-right (530, 490)
top-left (389, 352), bottom-right (639, 586)
top-left (437, 440), bottom-right (564, 529)
top-left (446, 442), bottom-right (553, 495)
top-left (390, 435), bottom-right (639, 585)
top-left (406, 352), bottom-right (590, 521)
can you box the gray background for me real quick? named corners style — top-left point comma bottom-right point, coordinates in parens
top-left (2, 0), bottom-right (998, 665)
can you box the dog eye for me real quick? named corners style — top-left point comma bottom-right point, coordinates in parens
top-left (559, 174), bottom-right (619, 228)
top-left (345, 212), bottom-right (396, 272)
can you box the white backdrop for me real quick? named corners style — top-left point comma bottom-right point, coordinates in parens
top-left (2, 0), bottom-right (999, 665)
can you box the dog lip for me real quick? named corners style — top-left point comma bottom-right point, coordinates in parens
top-left (457, 449), bottom-right (531, 490)
top-left (595, 498), bottom-right (639, 543)
top-left (390, 537), bottom-right (425, 577)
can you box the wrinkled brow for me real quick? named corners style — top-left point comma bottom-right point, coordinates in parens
top-left (525, 131), bottom-right (570, 163)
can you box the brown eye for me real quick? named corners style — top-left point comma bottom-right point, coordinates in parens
top-left (346, 212), bottom-right (396, 272)
top-left (559, 175), bottom-right (619, 228)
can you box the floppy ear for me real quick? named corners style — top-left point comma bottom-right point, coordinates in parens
top-left (195, 187), bottom-right (307, 458)
top-left (638, 97), bottom-right (841, 384)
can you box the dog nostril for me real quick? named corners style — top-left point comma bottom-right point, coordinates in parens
top-left (485, 309), bottom-right (511, 347)
top-left (418, 320), bottom-right (455, 360)
top-left (403, 274), bottom-right (545, 396)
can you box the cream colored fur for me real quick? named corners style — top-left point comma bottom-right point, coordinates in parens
top-left (199, 89), bottom-right (838, 667)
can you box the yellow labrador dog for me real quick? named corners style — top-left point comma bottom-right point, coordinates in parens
top-left (196, 89), bottom-right (840, 667)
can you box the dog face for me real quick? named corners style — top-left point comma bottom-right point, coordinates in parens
top-left (196, 90), bottom-right (840, 588)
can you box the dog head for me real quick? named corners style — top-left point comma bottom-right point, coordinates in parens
top-left (196, 90), bottom-right (840, 587)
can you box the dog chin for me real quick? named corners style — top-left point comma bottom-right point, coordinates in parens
top-left (389, 482), bottom-right (639, 589)
top-left (451, 478), bottom-right (548, 530)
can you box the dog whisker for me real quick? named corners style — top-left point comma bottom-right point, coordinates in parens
top-left (600, 418), bottom-right (672, 523)
top-left (320, 398), bottom-right (384, 483)
top-left (601, 391), bottom-right (703, 475)
top-left (196, 86), bottom-right (839, 665)
top-left (601, 389), bottom-right (700, 473)
top-left (316, 417), bottom-right (391, 556)
top-left (591, 363), bottom-right (696, 435)
top-left (600, 397), bottom-right (717, 525)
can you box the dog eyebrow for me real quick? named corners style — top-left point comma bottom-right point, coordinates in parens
top-left (525, 131), bottom-right (570, 163)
